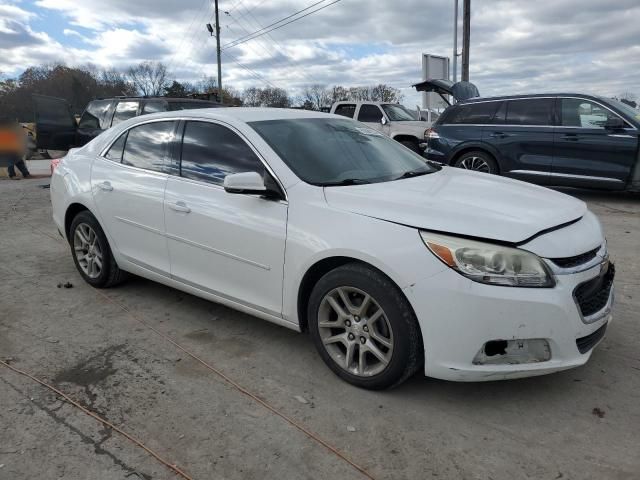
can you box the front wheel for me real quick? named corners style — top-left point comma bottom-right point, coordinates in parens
top-left (308, 263), bottom-right (423, 390)
top-left (453, 150), bottom-right (498, 174)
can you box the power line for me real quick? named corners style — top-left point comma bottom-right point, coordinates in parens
top-left (221, 50), bottom-right (281, 89)
top-left (166, 0), bottom-right (212, 72)
top-left (222, 0), bottom-right (341, 51)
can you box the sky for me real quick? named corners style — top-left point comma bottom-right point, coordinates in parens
top-left (1, 0), bottom-right (639, 107)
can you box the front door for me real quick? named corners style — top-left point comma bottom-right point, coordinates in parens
top-left (552, 97), bottom-right (638, 188)
top-left (164, 120), bottom-right (287, 316)
top-left (485, 97), bottom-right (556, 185)
top-left (91, 120), bottom-right (177, 275)
top-left (33, 94), bottom-right (77, 150)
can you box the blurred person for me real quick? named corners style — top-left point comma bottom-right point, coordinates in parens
top-left (0, 117), bottom-right (30, 179)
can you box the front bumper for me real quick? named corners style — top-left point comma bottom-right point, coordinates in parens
top-left (403, 261), bottom-right (613, 381)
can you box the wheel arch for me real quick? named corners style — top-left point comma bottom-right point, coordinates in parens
top-left (64, 202), bottom-right (91, 240)
top-left (296, 255), bottom-right (420, 335)
top-left (391, 134), bottom-right (420, 144)
top-left (449, 143), bottom-right (501, 172)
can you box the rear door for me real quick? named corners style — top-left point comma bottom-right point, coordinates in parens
top-left (76, 99), bottom-right (113, 146)
top-left (484, 97), bottom-right (556, 184)
top-left (91, 120), bottom-right (177, 275)
top-left (33, 94), bottom-right (77, 150)
top-left (552, 97), bottom-right (638, 188)
top-left (333, 103), bottom-right (357, 118)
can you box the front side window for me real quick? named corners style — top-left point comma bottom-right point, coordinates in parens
top-left (142, 100), bottom-right (168, 114)
top-left (505, 98), bottom-right (554, 126)
top-left (249, 118), bottom-right (438, 186)
top-left (357, 104), bottom-right (384, 123)
top-left (334, 104), bottom-right (356, 118)
top-left (78, 100), bottom-right (112, 129)
top-left (111, 101), bottom-right (139, 126)
top-left (560, 98), bottom-right (626, 129)
top-left (122, 121), bottom-right (175, 172)
top-left (381, 104), bottom-right (416, 121)
top-left (180, 121), bottom-right (264, 185)
top-left (448, 101), bottom-right (501, 124)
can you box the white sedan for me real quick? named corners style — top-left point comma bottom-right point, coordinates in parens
top-left (50, 108), bottom-right (614, 389)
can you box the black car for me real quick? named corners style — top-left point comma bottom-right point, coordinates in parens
top-left (415, 81), bottom-right (640, 191)
top-left (33, 95), bottom-right (222, 151)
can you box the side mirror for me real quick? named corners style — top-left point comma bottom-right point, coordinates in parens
top-left (381, 116), bottom-right (388, 125)
top-left (224, 171), bottom-right (267, 195)
top-left (604, 117), bottom-right (625, 130)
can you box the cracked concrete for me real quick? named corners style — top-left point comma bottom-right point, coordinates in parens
top-left (0, 172), bottom-right (639, 480)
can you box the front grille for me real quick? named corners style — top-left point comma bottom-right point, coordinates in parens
top-left (576, 323), bottom-right (608, 354)
top-left (574, 263), bottom-right (615, 318)
top-left (550, 247), bottom-right (600, 269)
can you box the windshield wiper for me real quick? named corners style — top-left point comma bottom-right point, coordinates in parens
top-left (321, 178), bottom-right (371, 186)
top-left (394, 168), bottom-right (433, 180)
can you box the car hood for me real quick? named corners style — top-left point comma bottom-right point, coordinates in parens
top-left (323, 167), bottom-right (586, 244)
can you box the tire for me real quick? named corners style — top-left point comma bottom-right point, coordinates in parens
top-left (453, 150), bottom-right (498, 174)
top-left (399, 139), bottom-right (420, 153)
top-left (69, 211), bottom-right (126, 288)
top-left (308, 263), bottom-right (423, 390)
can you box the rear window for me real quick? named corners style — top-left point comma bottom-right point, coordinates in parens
top-left (446, 101), bottom-right (501, 124)
top-left (357, 105), bottom-right (384, 123)
top-left (505, 98), bottom-right (554, 126)
top-left (78, 100), bottom-right (112, 130)
top-left (334, 104), bottom-right (356, 118)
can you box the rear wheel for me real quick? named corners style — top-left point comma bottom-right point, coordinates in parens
top-left (69, 211), bottom-right (126, 288)
top-left (308, 263), bottom-right (423, 390)
top-left (454, 150), bottom-right (498, 174)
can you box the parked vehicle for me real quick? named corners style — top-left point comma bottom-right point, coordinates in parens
top-left (415, 84), bottom-right (640, 190)
top-left (33, 94), bottom-right (222, 152)
top-left (330, 101), bottom-right (429, 152)
top-left (51, 108), bottom-right (613, 389)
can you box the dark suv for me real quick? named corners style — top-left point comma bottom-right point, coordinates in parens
top-left (424, 93), bottom-right (640, 191)
top-left (33, 95), bottom-right (222, 151)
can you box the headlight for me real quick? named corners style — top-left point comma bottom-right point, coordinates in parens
top-left (420, 232), bottom-right (555, 287)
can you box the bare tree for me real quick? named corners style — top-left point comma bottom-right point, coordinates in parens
top-left (302, 84), bottom-right (331, 110)
top-left (242, 87), bottom-right (291, 107)
top-left (126, 61), bottom-right (170, 96)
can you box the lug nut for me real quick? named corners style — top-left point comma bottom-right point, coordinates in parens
top-left (345, 320), bottom-right (351, 327)
top-left (363, 325), bottom-right (369, 332)
top-left (360, 337), bottom-right (366, 344)
top-left (354, 315), bottom-right (360, 322)
top-left (348, 333), bottom-right (355, 340)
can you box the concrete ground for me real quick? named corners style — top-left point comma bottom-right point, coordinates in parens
top-left (1, 164), bottom-right (639, 480)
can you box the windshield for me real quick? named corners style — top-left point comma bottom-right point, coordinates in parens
top-left (249, 118), bottom-right (437, 186)
top-left (381, 104), bottom-right (417, 121)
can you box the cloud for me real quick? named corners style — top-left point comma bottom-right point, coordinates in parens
top-left (1, 0), bottom-right (639, 107)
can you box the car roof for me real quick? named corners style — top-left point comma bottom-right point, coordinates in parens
top-left (136, 107), bottom-right (333, 123)
top-left (459, 93), bottom-right (605, 104)
top-left (93, 96), bottom-right (218, 103)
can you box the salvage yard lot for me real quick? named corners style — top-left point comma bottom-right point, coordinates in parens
top-left (1, 174), bottom-right (639, 480)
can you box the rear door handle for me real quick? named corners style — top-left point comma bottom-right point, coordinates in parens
top-left (488, 132), bottom-right (509, 138)
top-left (97, 181), bottom-right (113, 191)
top-left (562, 134), bottom-right (579, 141)
top-left (169, 201), bottom-right (191, 213)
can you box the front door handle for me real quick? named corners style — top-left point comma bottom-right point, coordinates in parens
top-left (97, 181), bottom-right (113, 191)
top-left (169, 201), bottom-right (191, 213)
top-left (488, 132), bottom-right (509, 138)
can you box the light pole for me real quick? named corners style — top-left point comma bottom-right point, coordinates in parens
top-left (461, 0), bottom-right (470, 82)
top-left (452, 0), bottom-right (458, 83)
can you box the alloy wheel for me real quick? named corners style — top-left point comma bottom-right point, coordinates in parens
top-left (317, 286), bottom-right (394, 377)
top-left (73, 223), bottom-right (103, 279)
top-left (458, 156), bottom-right (490, 172)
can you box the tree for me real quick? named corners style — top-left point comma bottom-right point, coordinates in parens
top-left (126, 61), bottom-right (170, 96)
top-left (242, 87), bottom-right (291, 107)
top-left (164, 80), bottom-right (189, 97)
top-left (302, 84), bottom-right (331, 110)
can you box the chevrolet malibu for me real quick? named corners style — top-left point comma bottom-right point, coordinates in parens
top-left (50, 108), bottom-right (614, 389)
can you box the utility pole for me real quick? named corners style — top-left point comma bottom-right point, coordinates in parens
top-left (207, 1), bottom-right (223, 103)
top-left (461, 0), bottom-right (470, 82)
top-left (452, 0), bottom-right (458, 83)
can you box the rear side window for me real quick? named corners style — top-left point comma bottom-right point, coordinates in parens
top-left (180, 121), bottom-right (264, 185)
top-left (142, 100), bottom-right (168, 114)
top-left (447, 101), bottom-right (501, 124)
top-left (111, 101), bottom-right (139, 126)
top-left (104, 132), bottom-right (127, 162)
top-left (122, 121), bottom-right (175, 172)
top-left (357, 105), bottom-right (384, 123)
top-left (168, 101), bottom-right (217, 111)
top-left (78, 100), bottom-right (112, 129)
top-left (505, 98), bottom-right (554, 126)
top-left (334, 104), bottom-right (356, 118)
